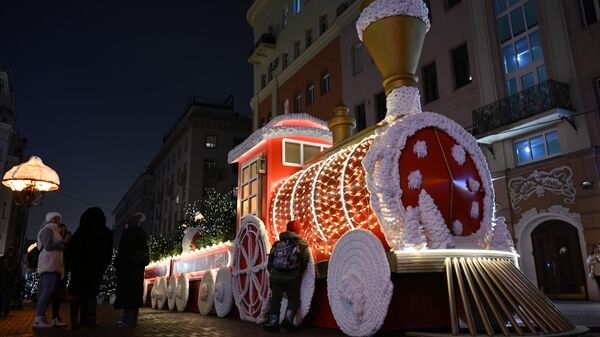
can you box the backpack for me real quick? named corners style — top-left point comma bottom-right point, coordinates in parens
top-left (271, 239), bottom-right (301, 272)
top-left (27, 246), bottom-right (40, 270)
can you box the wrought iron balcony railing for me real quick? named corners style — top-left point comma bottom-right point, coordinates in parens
top-left (472, 80), bottom-right (572, 137)
top-left (249, 33), bottom-right (276, 57)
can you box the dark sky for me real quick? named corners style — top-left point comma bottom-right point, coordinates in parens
top-left (0, 1), bottom-right (254, 240)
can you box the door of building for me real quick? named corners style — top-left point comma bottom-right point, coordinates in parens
top-left (531, 220), bottom-right (587, 299)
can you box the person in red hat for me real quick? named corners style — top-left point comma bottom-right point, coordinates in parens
top-left (264, 220), bottom-right (309, 332)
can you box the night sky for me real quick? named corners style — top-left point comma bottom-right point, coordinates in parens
top-left (0, 1), bottom-right (254, 240)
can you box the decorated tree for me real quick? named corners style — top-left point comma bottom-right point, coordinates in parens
top-left (148, 235), bottom-right (181, 262)
top-left (418, 189), bottom-right (453, 249)
top-left (99, 250), bottom-right (117, 298)
top-left (400, 206), bottom-right (427, 250)
top-left (491, 217), bottom-right (515, 252)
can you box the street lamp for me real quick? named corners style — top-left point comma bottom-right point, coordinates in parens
top-left (1, 156), bottom-right (60, 263)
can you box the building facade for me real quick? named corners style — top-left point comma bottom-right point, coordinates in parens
top-left (247, 0), bottom-right (600, 300)
top-left (0, 65), bottom-right (27, 256)
top-left (112, 171), bottom-right (154, 246)
top-left (115, 95), bottom-right (250, 238)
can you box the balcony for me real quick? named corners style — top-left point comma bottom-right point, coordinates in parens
top-left (248, 33), bottom-right (276, 65)
top-left (473, 80), bottom-right (572, 139)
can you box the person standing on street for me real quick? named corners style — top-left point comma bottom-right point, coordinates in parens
top-left (33, 212), bottom-right (67, 329)
top-left (264, 220), bottom-right (310, 332)
top-left (587, 244), bottom-right (600, 289)
top-left (50, 223), bottom-right (71, 325)
top-left (114, 213), bottom-right (149, 327)
top-left (0, 246), bottom-right (17, 316)
top-left (67, 207), bottom-right (113, 329)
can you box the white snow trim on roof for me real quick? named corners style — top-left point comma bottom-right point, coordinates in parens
top-left (357, 0), bottom-right (431, 41)
top-left (363, 111), bottom-right (494, 251)
top-left (228, 126), bottom-right (331, 163)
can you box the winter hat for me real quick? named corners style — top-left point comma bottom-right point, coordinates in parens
top-left (286, 220), bottom-right (302, 234)
top-left (127, 212), bottom-right (146, 227)
top-left (45, 212), bottom-right (62, 224)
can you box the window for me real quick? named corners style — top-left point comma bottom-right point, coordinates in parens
top-left (352, 44), bottom-right (365, 75)
top-left (204, 159), bottom-right (216, 171)
top-left (355, 104), bottom-right (367, 131)
top-left (293, 0), bottom-right (301, 15)
top-left (305, 29), bottom-right (313, 48)
top-left (306, 81), bottom-right (315, 105)
top-left (294, 91), bottom-right (302, 113)
top-left (283, 139), bottom-right (329, 167)
top-left (451, 44), bottom-right (471, 89)
top-left (240, 159), bottom-right (260, 217)
top-left (321, 69), bottom-right (330, 95)
top-left (376, 92), bottom-right (386, 121)
top-left (282, 52), bottom-right (289, 69)
top-left (514, 130), bottom-right (560, 164)
top-left (283, 6), bottom-right (289, 27)
top-left (319, 14), bottom-right (328, 35)
top-left (422, 62), bottom-right (439, 103)
top-left (205, 135), bottom-right (217, 149)
top-left (294, 40), bottom-right (301, 59)
top-left (447, 0), bottom-right (461, 10)
top-left (580, 0), bottom-right (600, 26)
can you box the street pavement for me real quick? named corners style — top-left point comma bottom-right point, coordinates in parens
top-left (1, 302), bottom-right (599, 337)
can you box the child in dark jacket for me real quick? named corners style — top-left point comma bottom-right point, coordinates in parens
top-left (264, 220), bottom-right (310, 331)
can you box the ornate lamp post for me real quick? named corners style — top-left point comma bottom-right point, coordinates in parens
top-left (1, 156), bottom-right (60, 263)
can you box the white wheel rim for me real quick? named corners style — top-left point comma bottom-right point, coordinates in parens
top-left (167, 275), bottom-right (178, 311)
top-left (175, 273), bottom-right (190, 312)
top-left (214, 267), bottom-right (233, 317)
top-left (198, 269), bottom-right (217, 315)
top-left (327, 229), bottom-right (393, 336)
top-left (157, 276), bottom-right (168, 310)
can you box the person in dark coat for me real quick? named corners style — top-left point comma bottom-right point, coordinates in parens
top-left (114, 213), bottom-right (149, 327)
top-left (66, 207), bottom-right (113, 329)
top-left (264, 220), bottom-right (310, 332)
top-left (0, 246), bottom-right (17, 316)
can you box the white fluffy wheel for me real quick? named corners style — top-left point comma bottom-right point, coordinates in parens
top-left (232, 215), bottom-right (271, 323)
top-left (167, 275), bottom-right (178, 311)
top-left (150, 279), bottom-right (158, 309)
top-left (156, 276), bottom-right (168, 310)
top-left (279, 250), bottom-right (315, 326)
top-left (175, 273), bottom-right (190, 312)
top-left (327, 229), bottom-right (393, 337)
top-left (214, 267), bottom-right (233, 317)
top-left (198, 269), bottom-right (217, 315)
top-left (143, 279), bottom-right (149, 306)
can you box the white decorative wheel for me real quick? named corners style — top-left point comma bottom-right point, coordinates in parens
top-left (175, 273), bottom-right (190, 312)
top-left (198, 269), bottom-right (217, 315)
top-left (143, 279), bottom-right (149, 306)
top-left (150, 279), bottom-right (159, 309)
top-left (167, 274), bottom-right (178, 311)
top-left (156, 276), bottom-right (168, 310)
top-left (232, 215), bottom-right (271, 323)
top-left (327, 229), bottom-right (393, 337)
top-left (279, 250), bottom-right (315, 326)
top-left (214, 267), bottom-right (233, 317)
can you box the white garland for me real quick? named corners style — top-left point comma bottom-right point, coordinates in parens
top-left (413, 140), bottom-right (427, 158)
top-left (167, 274), bottom-right (178, 311)
top-left (471, 201), bottom-right (480, 220)
top-left (356, 0), bottom-right (431, 41)
top-left (228, 113), bottom-right (331, 163)
top-left (198, 269), bottom-right (217, 315)
top-left (451, 144), bottom-right (466, 166)
top-left (363, 111), bottom-right (494, 251)
top-left (385, 87), bottom-right (422, 119)
top-left (399, 206), bottom-right (427, 250)
top-left (327, 229), bottom-right (393, 337)
top-left (407, 170), bottom-right (422, 190)
top-left (175, 273), bottom-right (190, 312)
top-left (232, 215), bottom-right (271, 324)
top-left (214, 267), bottom-right (234, 317)
top-left (467, 178), bottom-right (480, 192)
top-left (452, 220), bottom-right (463, 236)
top-left (491, 217), bottom-right (515, 252)
top-left (419, 189), bottom-right (454, 249)
top-left (278, 251), bottom-right (315, 326)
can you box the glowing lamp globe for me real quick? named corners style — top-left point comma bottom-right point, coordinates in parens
top-left (2, 156), bottom-right (60, 193)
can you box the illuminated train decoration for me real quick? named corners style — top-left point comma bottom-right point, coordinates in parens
top-left (141, 0), bottom-right (579, 336)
